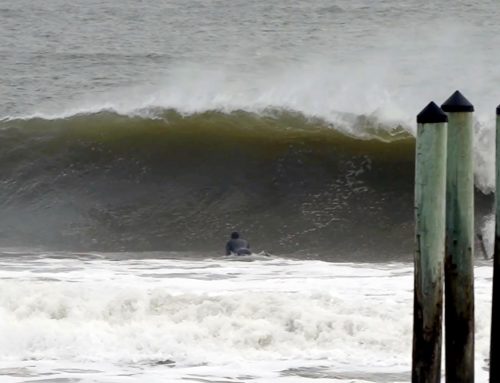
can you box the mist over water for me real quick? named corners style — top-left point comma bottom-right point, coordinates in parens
top-left (2, 1), bottom-right (499, 115)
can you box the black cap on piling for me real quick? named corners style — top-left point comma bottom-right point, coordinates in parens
top-left (497, 105), bottom-right (500, 116)
top-left (441, 90), bottom-right (474, 112)
top-left (417, 102), bottom-right (448, 124)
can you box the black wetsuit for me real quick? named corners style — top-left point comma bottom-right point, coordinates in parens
top-left (225, 238), bottom-right (251, 255)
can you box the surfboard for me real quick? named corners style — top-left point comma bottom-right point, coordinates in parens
top-left (224, 251), bottom-right (272, 260)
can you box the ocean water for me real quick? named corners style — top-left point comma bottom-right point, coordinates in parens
top-left (0, 0), bottom-right (498, 381)
top-left (0, 251), bottom-right (493, 382)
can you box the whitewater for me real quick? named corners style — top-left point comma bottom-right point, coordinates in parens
top-left (0, 252), bottom-right (492, 382)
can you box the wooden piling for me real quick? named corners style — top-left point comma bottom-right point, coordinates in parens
top-left (491, 105), bottom-right (500, 383)
top-left (441, 90), bottom-right (475, 383)
top-left (413, 102), bottom-right (447, 383)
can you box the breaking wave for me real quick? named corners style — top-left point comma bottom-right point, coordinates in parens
top-left (0, 109), bottom-right (491, 259)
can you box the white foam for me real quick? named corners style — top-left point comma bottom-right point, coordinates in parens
top-left (0, 255), bottom-right (493, 382)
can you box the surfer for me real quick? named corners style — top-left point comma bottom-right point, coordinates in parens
top-left (225, 232), bottom-right (251, 256)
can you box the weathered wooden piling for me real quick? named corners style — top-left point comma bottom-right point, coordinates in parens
top-left (413, 102), bottom-right (447, 383)
top-left (491, 105), bottom-right (500, 383)
top-left (441, 91), bottom-right (475, 383)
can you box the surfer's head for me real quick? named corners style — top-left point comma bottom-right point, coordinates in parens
top-left (231, 231), bottom-right (239, 239)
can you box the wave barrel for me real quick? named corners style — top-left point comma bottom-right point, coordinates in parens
top-left (491, 105), bottom-right (500, 383)
top-left (412, 102), bottom-right (447, 383)
top-left (441, 91), bottom-right (475, 383)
